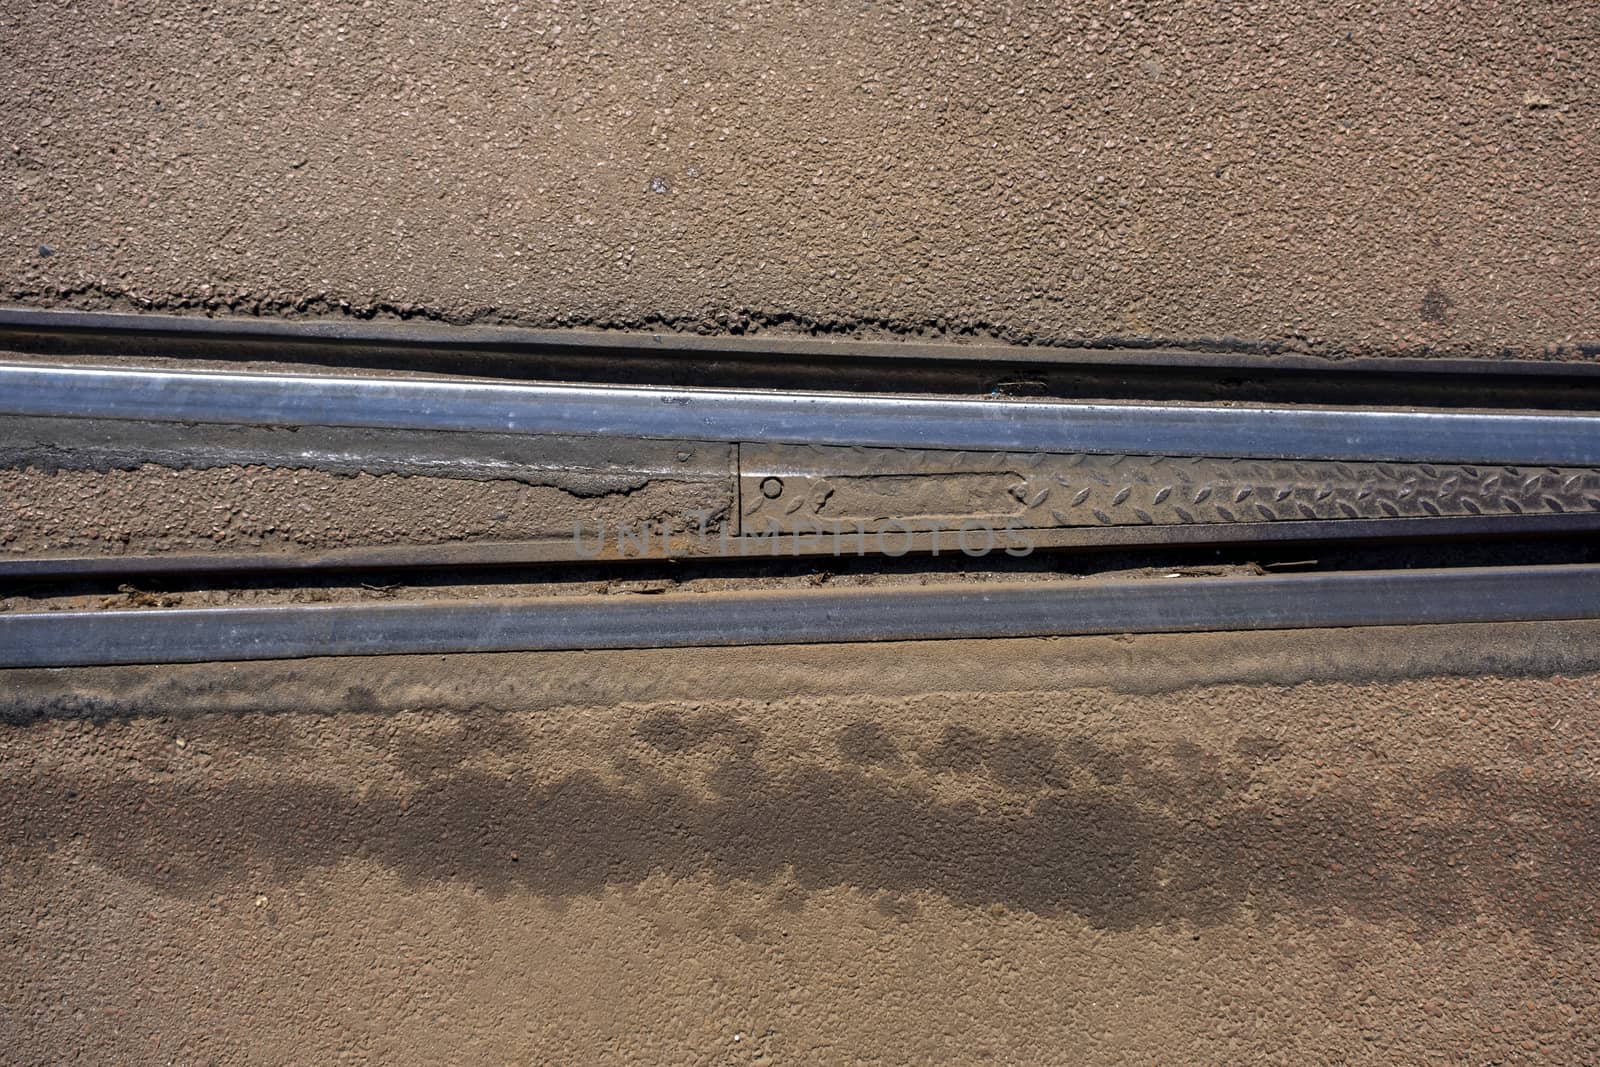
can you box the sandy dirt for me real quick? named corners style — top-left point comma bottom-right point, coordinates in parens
top-left (2, 1), bottom-right (1597, 358)
top-left (0, 464), bottom-right (724, 557)
top-left (3, 625), bottom-right (1598, 1064)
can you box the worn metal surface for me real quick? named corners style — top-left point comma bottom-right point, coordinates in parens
top-left (742, 444), bottom-right (1600, 531)
top-left (4, 564), bottom-right (1600, 667)
top-left (6, 362), bottom-right (1600, 465)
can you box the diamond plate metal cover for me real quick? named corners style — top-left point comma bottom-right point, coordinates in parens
top-left (740, 444), bottom-right (1600, 532)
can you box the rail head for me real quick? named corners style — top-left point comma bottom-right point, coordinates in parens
top-left (5, 361), bottom-right (1600, 465)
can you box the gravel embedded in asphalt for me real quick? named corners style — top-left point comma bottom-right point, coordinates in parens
top-left (2, 1), bottom-right (1596, 357)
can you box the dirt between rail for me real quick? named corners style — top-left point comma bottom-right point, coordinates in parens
top-left (0, 464), bottom-right (725, 558)
top-left (2, 1), bottom-right (1597, 359)
top-left (2, 624), bottom-right (1598, 1064)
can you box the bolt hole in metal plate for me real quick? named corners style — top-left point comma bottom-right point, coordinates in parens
top-left (738, 444), bottom-right (1600, 533)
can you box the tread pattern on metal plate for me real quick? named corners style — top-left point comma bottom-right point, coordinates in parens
top-left (739, 445), bottom-right (1600, 530)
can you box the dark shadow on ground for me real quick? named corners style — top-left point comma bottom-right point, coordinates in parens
top-left (5, 712), bottom-right (1594, 939)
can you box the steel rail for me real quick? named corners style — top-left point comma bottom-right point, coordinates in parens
top-left (4, 362), bottom-right (1600, 464)
top-left (5, 564), bottom-right (1600, 667)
